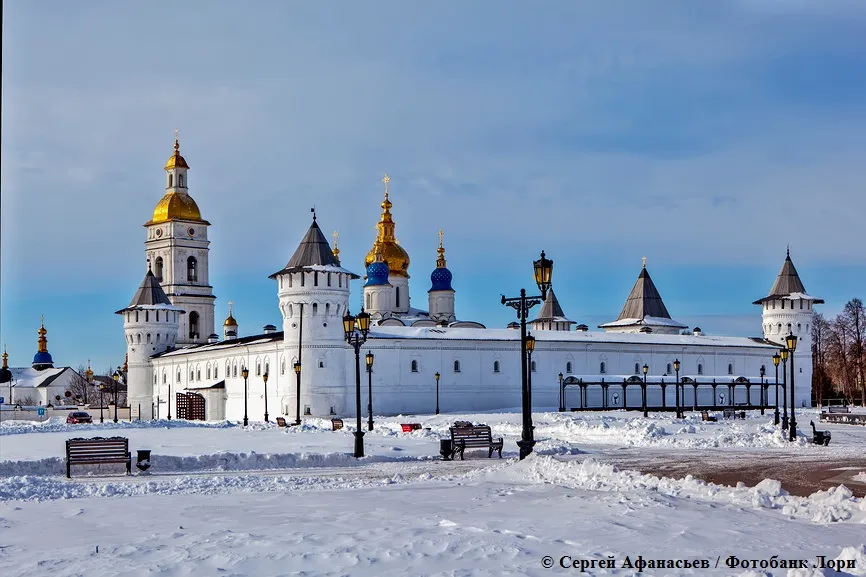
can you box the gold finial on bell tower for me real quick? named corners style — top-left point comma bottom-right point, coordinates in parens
top-left (642, 256), bottom-right (647, 269)
top-left (1, 345), bottom-right (8, 369)
top-left (37, 316), bottom-right (48, 353)
top-left (332, 230), bottom-right (340, 262)
top-left (436, 229), bottom-right (447, 268)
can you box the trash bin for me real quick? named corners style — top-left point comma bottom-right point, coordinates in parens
top-left (136, 449), bottom-right (151, 472)
top-left (439, 439), bottom-right (453, 461)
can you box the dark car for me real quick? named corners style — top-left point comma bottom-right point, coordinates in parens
top-left (67, 412), bottom-right (93, 424)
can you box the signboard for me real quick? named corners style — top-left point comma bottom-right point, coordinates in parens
top-left (37, 408), bottom-right (46, 416)
top-left (131, 404), bottom-right (140, 419)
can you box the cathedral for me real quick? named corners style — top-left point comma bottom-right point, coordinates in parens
top-left (119, 138), bottom-right (821, 421)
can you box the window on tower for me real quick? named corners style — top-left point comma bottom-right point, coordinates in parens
top-left (566, 361), bottom-right (573, 374)
top-left (396, 286), bottom-right (400, 308)
top-left (178, 174), bottom-right (184, 187)
top-left (168, 174), bottom-right (173, 188)
top-left (411, 360), bottom-right (418, 373)
top-left (154, 257), bottom-right (163, 282)
top-left (189, 311), bottom-right (200, 339)
top-left (187, 257), bottom-right (198, 282)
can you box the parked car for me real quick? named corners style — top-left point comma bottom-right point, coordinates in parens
top-left (67, 412), bottom-right (93, 424)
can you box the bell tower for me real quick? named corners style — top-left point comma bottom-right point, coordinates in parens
top-left (144, 131), bottom-right (215, 345)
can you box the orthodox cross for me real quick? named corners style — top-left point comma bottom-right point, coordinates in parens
top-left (642, 256), bottom-right (647, 268)
top-left (382, 173), bottom-right (390, 195)
top-left (438, 229), bottom-right (444, 247)
top-left (332, 230), bottom-right (339, 249)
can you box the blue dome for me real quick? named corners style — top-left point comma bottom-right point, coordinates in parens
top-left (32, 351), bottom-right (53, 366)
top-left (429, 267), bottom-right (453, 292)
top-left (365, 261), bottom-right (390, 287)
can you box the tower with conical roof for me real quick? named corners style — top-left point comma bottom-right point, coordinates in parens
top-left (32, 317), bottom-right (55, 370)
top-left (270, 210), bottom-right (360, 416)
top-left (530, 288), bottom-right (574, 332)
top-left (365, 175), bottom-right (411, 314)
top-left (116, 262), bottom-right (184, 419)
top-left (428, 230), bottom-right (456, 324)
top-left (144, 131), bottom-right (215, 346)
top-left (599, 258), bottom-right (687, 334)
top-left (753, 249), bottom-right (822, 407)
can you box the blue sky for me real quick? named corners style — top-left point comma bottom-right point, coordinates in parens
top-left (2, 1), bottom-right (865, 374)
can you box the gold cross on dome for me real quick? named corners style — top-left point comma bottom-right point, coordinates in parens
top-left (642, 256), bottom-right (647, 268)
top-left (228, 300), bottom-right (233, 315)
top-left (438, 229), bottom-right (444, 247)
top-left (174, 128), bottom-right (179, 140)
top-left (332, 230), bottom-right (339, 248)
top-left (382, 173), bottom-right (390, 194)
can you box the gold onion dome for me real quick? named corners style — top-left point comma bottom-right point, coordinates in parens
top-left (224, 301), bottom-right (238, 327)
top-left (149, 192), bottom-right (205, 224)
top-left (364, 174), bottom-right (410, 277)
top-left (164, 137), bottom-right (189, 169)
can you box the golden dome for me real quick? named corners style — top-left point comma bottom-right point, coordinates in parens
top-left (147, 191), bottom-right (207, 225)
top-left (224, 301), bottom-right (238, 327)
top-left (164, 137), bottom-right (189, 170)
top-left (364, 174), bottom-right (410, 277)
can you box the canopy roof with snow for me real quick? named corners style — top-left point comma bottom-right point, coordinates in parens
top-left (752, 249), bottom-right (825, 305)
top-left (529, 288), bottom-right (575, 327)
top-left (269, 213), bottom-right (359, 279)
top-left (115, 267), bottom-right (184, 314)
top-left (599, 263), bottom-right (687, 331)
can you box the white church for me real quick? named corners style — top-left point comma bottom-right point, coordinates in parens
top-left (119, 138), bottom-right (821, 421)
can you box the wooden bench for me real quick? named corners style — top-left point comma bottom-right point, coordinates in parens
top-left (701, 411), bottom-right (717, 422)
top-left (276, 417), bottom-right (287, 427)
top-left (448, 425), bottom-right (503, 460)
top-left (810, 421), bottom-right (831, 446)
top-left (723, 409), bottom-right (746, 420)
top-left (66, 437), bottom-right (131, 478)
top-left (331, 418), bottom-right (344, 431)
top-left (827, 406), bottom-right (850, 414)
top-left (401, 423), bottom-right (421, 432)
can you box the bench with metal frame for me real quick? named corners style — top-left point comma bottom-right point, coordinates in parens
top-left (331, 418), bottom-right (344, 431)
top-left (66, 436), bottom-right (131, 478)
top-left (448, 424), bottom-right (503, 460)
top-left (723, 409), bottom-right (745, 420)
top-left (809, 421), bottom-right (831, 446)
top-left (827, 406), bottom-right (851, 414)
top-left (701, 410), bottom-right (718, 422)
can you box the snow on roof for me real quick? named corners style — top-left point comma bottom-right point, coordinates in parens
top-left (9, 367), bottom-right (72, 388)
top-left (305, 264), bottom-right (361, 276)
top-left (367, 325), bottom-right (777, 349)
top-left (598, 316), bottom-right (688, 329)
top-left (154, 333), bottom-right (284, 358)
top-left (562, 374), bottom-right (767, 383)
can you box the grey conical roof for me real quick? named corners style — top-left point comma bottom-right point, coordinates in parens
top-left (530, 288), bottom-right (574, 323)
top-left (270, 217), bottom-right (346, 278)
top-left (752, 250), bottom-right (823, 304)
top-left (616, 267), bottom-right (672, 320)
top-left (115, 268), bottom-right (176, 314)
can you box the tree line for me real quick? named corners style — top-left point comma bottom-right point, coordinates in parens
top-left (812, 297), bottom-right (865, 406)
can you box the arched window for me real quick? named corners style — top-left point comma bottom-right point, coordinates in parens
top-left (213, 366), bottom-right (218, 379)
top-left (264, 361), bottom-right (269, 376)
top-left (600, 362), bottom-right (606, 374)
top-left (154, 257), bottom-right (164, 282)
top-left (226, 361), bottom-right (231, 377)
top-left (168, 174), bottom-right (173, 188)
top-left (727, 363), bottom-right (733, 375)
top-left (411, 360), bottom-right (418, 373)
top-left (288, 304), bottom-right (293, 318)
top-left (178, 173), bottom-right (184, 187)
top-left (494, 361), bottom-right (500, 373)
top-left (666, 363), bottom-right (672, 374)
top-left (312, 303), bottom-right (318, 316)
top-left (256, 361), bottom-right (261, 376)
top-left (177, 370), bottom-right (182, 382)
top-left (325, 303), bottom-right (330, 316)
top-left (453, 360), bottom-right (461, 373)
top-left (281, 359), bottom-right (286, 375)
top-left (136, 333), bottom-right (141, 344)
top-left (196, 368), bottom-right (201, 381)
top-left (314, 271), bottom-right (318, 286)
top-left (207, 365), bottom-right (212, 379)
top-left (146, 333), bottom-right (151, 343)
top-left (190, 370), bottom-right (194, 381)
top-left (189, 311), bottom-right (199, 339)
top-left (233, 363), bottom-right (238, 378)
top-left (187, 257), bottom-right (198, 282)
top-left (566, 361), bottom-right (572, 374)
top-left (531, 360), bottom-right (537, 373)
top-left (367, 293), bottom-right (371, 309)
top-left (760, 364), bottom-right (766, 376)
top-left (396, 286), bottom-right (400, 308)
top-left (634, 363), bottom-right (640, 375)
top-left (698, 363), bottom-right (704, 375)
top-left (163, 372), bottom-right (167, 384)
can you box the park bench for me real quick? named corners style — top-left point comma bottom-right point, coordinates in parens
top-left (331, 418), bottom-right (344, 431)
top-left (701, 411), bottom-right (718, 422)
top-left (809, 421), bottom-right (831, 446)
top-left (827, 406), bottom-right (850, 414)
top-left (400, 423), bottom-right (422, 432)
top-left (66, 437), bottom-right (131, 478)
top-left (723, 409), bottom-right (746, 420)
top-left (448, 424), bottom-right (503, 460)
top-left (276, 417), bottom-right (287, 427)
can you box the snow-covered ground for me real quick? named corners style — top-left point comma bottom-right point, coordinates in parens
top-left (2, 409), bottom-right (865, 576)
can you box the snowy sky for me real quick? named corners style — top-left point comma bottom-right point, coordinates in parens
top-left (2, 1), bottom-right (866, 371)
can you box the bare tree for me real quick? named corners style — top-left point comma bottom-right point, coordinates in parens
top-left (66, 366), bottom-right (95, 405)
top-left (812, 314), bottom-right (833, 406)
top-left (842, 298), bottom-right (866, 404)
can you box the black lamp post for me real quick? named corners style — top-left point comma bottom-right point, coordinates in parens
top-left (642, 364), bottom-right (649, 418)
top-left (786, 333), bottom-right (798, 442)
top-left (673, 359), bottom-right (682, 418)
top-left (558, 372), bottom-right (564, 412)
top-left (366, 351), bottom-right (374, 431)
top-left (526, 333), bottom-right (536, 410)
top-left (167, 383), bottom-right (172, 420)
top-left (242, 366), bottom-right (249, 427)
top-left (780, 348), bottom-right (789, 430)
top-left (501, 250), bottom-right (553, 460)
top-left (293, 361), bottom-right (301, 425)
top-left (343, 308), bottom-right (371, 458)
top-left (99, 384), bottom-right (105, 424)
top-left (772, 352), bottom-right (781, 425)
top-left (759, 365), bottom-right (766, 415)
top-left (112, 371), bottom-right (119, 423)
top-left (262, 372), bottom-right (269, 423)
top-left (434, 372), bottom-right (440, 415)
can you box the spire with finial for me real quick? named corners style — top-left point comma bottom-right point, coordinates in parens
top-left (436, 229), bottom-right (447, 268)
top-left (786, 244), bottom-right (790, 259)
top-left (224, 300), bottom-right (238, 328)
top-left (642, 256), bottom-right (647, 269)
top-left (311, 206), bottom-right (317, 222)
top-left (32, 316), bottom-right (54, 369)
top-left (37, 316), bottom-right (48, 353)
top-left (84, 360), bottom-right (94, 382)
top-left (0, 345), bottom-right (10, 384)
top-left (2, 345), bottom-right (8, 369)
top-left (364, 173), bottom-right (410, 276)
top-left (164, 128), bottom-right (189, 169)
top-left (332, 230), bottom-right (340, 263)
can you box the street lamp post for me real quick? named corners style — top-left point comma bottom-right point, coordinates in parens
top-left (558, 372), bottom-right (564, 412)
top-left (434, 372), bottom-right (440, 415)
top-left (293, 361), bottom-right (301, 425)
top-left (500, 250), bottom-right (553, 461)
top-left (526, 334), bottom-right (536, 414)
top-left (366, 351), bottom-right (374, 431)
top-left (673, 359), bottom-right (682, 418)
top-left (112, 371), bottom-right (119, 423)
top-left (759, 365), bottom-right (766, 415)
top-left (242, 366), bottom-right (249, 427)
top-left (642, 364), bottom-right (649, 418)
top-left (343, 309), bottom-right (371, 458)
top-left (786, 333), bottom-right (798, 442)
top-left (99, 384), bottom-right (105, 424)
top-left (772, 352), bottom-right (781, 425)
top-left (780, 348), bottom-right (789, 430)
top-left (262, 372), bottom-right (269, 423)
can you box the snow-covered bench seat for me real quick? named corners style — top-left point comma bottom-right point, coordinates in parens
top-left (66, 436), bottom-right (131, 478)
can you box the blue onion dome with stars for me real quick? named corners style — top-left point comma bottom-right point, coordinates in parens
top-left (365, 244), bottom-right (391, 287)
top-left (429, 230), bottom-right (454, 292)
top-left (32, 318), bottom-right (55, 369)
